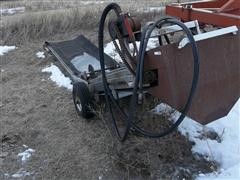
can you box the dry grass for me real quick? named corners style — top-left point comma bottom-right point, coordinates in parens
top-left (1, 7), bottom-right (101, 44)
top-left (0, 0), bottom-right (189, 44)
top-left (1, 7), bottom-right (166, 44)
top-left (1, 0), bottom-right (179, 11)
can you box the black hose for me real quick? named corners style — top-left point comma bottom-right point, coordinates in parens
top-left (98, 3), bottom-right (131, 142)
top-left (158, 34), bottom-right (170, 46)
top-left (99, 4), bottom-right (200, 141)
top-left (129, 18), bottom-right (200, 138)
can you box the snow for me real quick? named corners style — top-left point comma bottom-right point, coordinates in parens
top-left (104, 38), bottom-right (159, 62)
top-left (81, 1), bottom-right (105, 5)
top-left (104, 41), bottom-right (122, 63)
top-left (42, 63), bottom-right (72, 90)
top-left (138, 7), bottom-right (165, 13)
top-left (41, 40), bottom-right (130, 90)
top-left (23, 144), bottom-right (28, 148)
top-left (0, 46), bottom-right (16, 56)
top-left (156, 98), bottom-right (240, 179)
top-left (147, 38), bottom-right (159, 50)
top-left (71, 53), bottom-right (101, 72)
top-left (18, 148), bottom-right (35, 162)
top-left (198, 164), bottom-right (240, 179)
top-left (36, 51), bottom-right (45, 59)
top-left (4, 173), bottom-right (10, 178)
top-left (0, 7), bottom-right (25, 15)
top-left (12, 169), bottom-right (31, 178)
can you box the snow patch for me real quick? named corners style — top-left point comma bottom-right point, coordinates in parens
top-left (12, 168), bottom-right (31, 178)
top-left (104, 38), bottom-right (158, 63)
top-left (157, 98), bottom-right (240, 179)
top-left (185, 100), bottom-right (239, 169)
top-left (104, 41), bottom-right (122, 63)
top-left (0, 7), bottom-right (25, 15)
top-left (23, 144), bottom-right (28, 148)
top-left (197, 164), bottom-right (240, 179)
top-left (138, 7), bottom-right (165, 13)
top-left (36, 51), bottom-right (45, 59)
top-left (71, 53), bottom-right (101, 72)
top-left (18, 148), bottom-right (35, 162)
top-left (42, 63), bottom-right (72, 90)
top-left (147, 38), bottom-right (159, 50)
top-left (81, 1), bottom-right (104, 5)
top-left (4, 173), bottom-right (10, 178)
top-left (0, 46), bottom-right (16, 56)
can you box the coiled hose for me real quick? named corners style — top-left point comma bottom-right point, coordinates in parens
top-left (98, 3), bottom-right (200, 141)
top-left (98, 3), bottom-right (131, 141)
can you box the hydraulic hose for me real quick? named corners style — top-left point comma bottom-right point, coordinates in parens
top-left (99, 4), bottom-right (200, 141)
top-left (158, 34), bottom-right (170, 46)
top-left (98, 3), bottom-right (131, 141)
top-left (129, 18), bottom-right (200, 138)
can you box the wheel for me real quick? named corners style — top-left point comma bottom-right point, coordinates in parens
top-left (72, 82), bottom-right (94, 119)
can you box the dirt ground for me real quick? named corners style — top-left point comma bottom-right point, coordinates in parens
top-left (0, 0), bottom-right (217, 179)
top-left (0, 28), bottom-right (217, 179)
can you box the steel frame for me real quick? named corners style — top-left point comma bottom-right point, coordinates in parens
top-left (166, 0), bottom-right (240, 27)
top-left (178, 25), bottom-right (238, 48)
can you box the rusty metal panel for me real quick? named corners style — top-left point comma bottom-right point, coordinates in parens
top-left (144, 33), bottom-right (240, 124)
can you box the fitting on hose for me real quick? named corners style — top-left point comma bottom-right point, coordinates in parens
top-left (138, 92), bottom-right (144, 105)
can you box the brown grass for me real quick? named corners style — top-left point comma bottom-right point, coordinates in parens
top-left (1, 0), bottom-right (194, 45)
top-left (0, 0), bottom-right (195, 45)
top-left (1, 8), bottom-right (99, 44)
top-left (1, 0), bottom-right (180, 11)
top-left (1, 5), bottom-right (166, 45)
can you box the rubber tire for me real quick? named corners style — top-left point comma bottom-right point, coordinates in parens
top-left (72, 82), bottom-right (94, 119)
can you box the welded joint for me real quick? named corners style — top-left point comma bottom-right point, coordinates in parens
top-left (194, 20), bottom-right (202, 34)
top-left (178, 26), bottom-right (238, 49)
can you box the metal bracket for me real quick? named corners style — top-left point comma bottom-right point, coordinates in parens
top-left (178, 26), bottom-right (238, 49)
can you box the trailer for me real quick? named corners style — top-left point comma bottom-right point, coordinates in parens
top-left (44, 1), bottom-right (239, 141)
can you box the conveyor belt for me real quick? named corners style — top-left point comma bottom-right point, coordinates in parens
top-left (44, 35), bottom-right (118, 80)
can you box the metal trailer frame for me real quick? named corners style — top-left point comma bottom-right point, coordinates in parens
top-left (166, 0), bottom-right (240, 27)
top-left (43, 35), bottom-right (135, 100)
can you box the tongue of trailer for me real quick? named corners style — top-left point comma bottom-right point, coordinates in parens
top-left (44, 0), bottom-right (239, 141)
